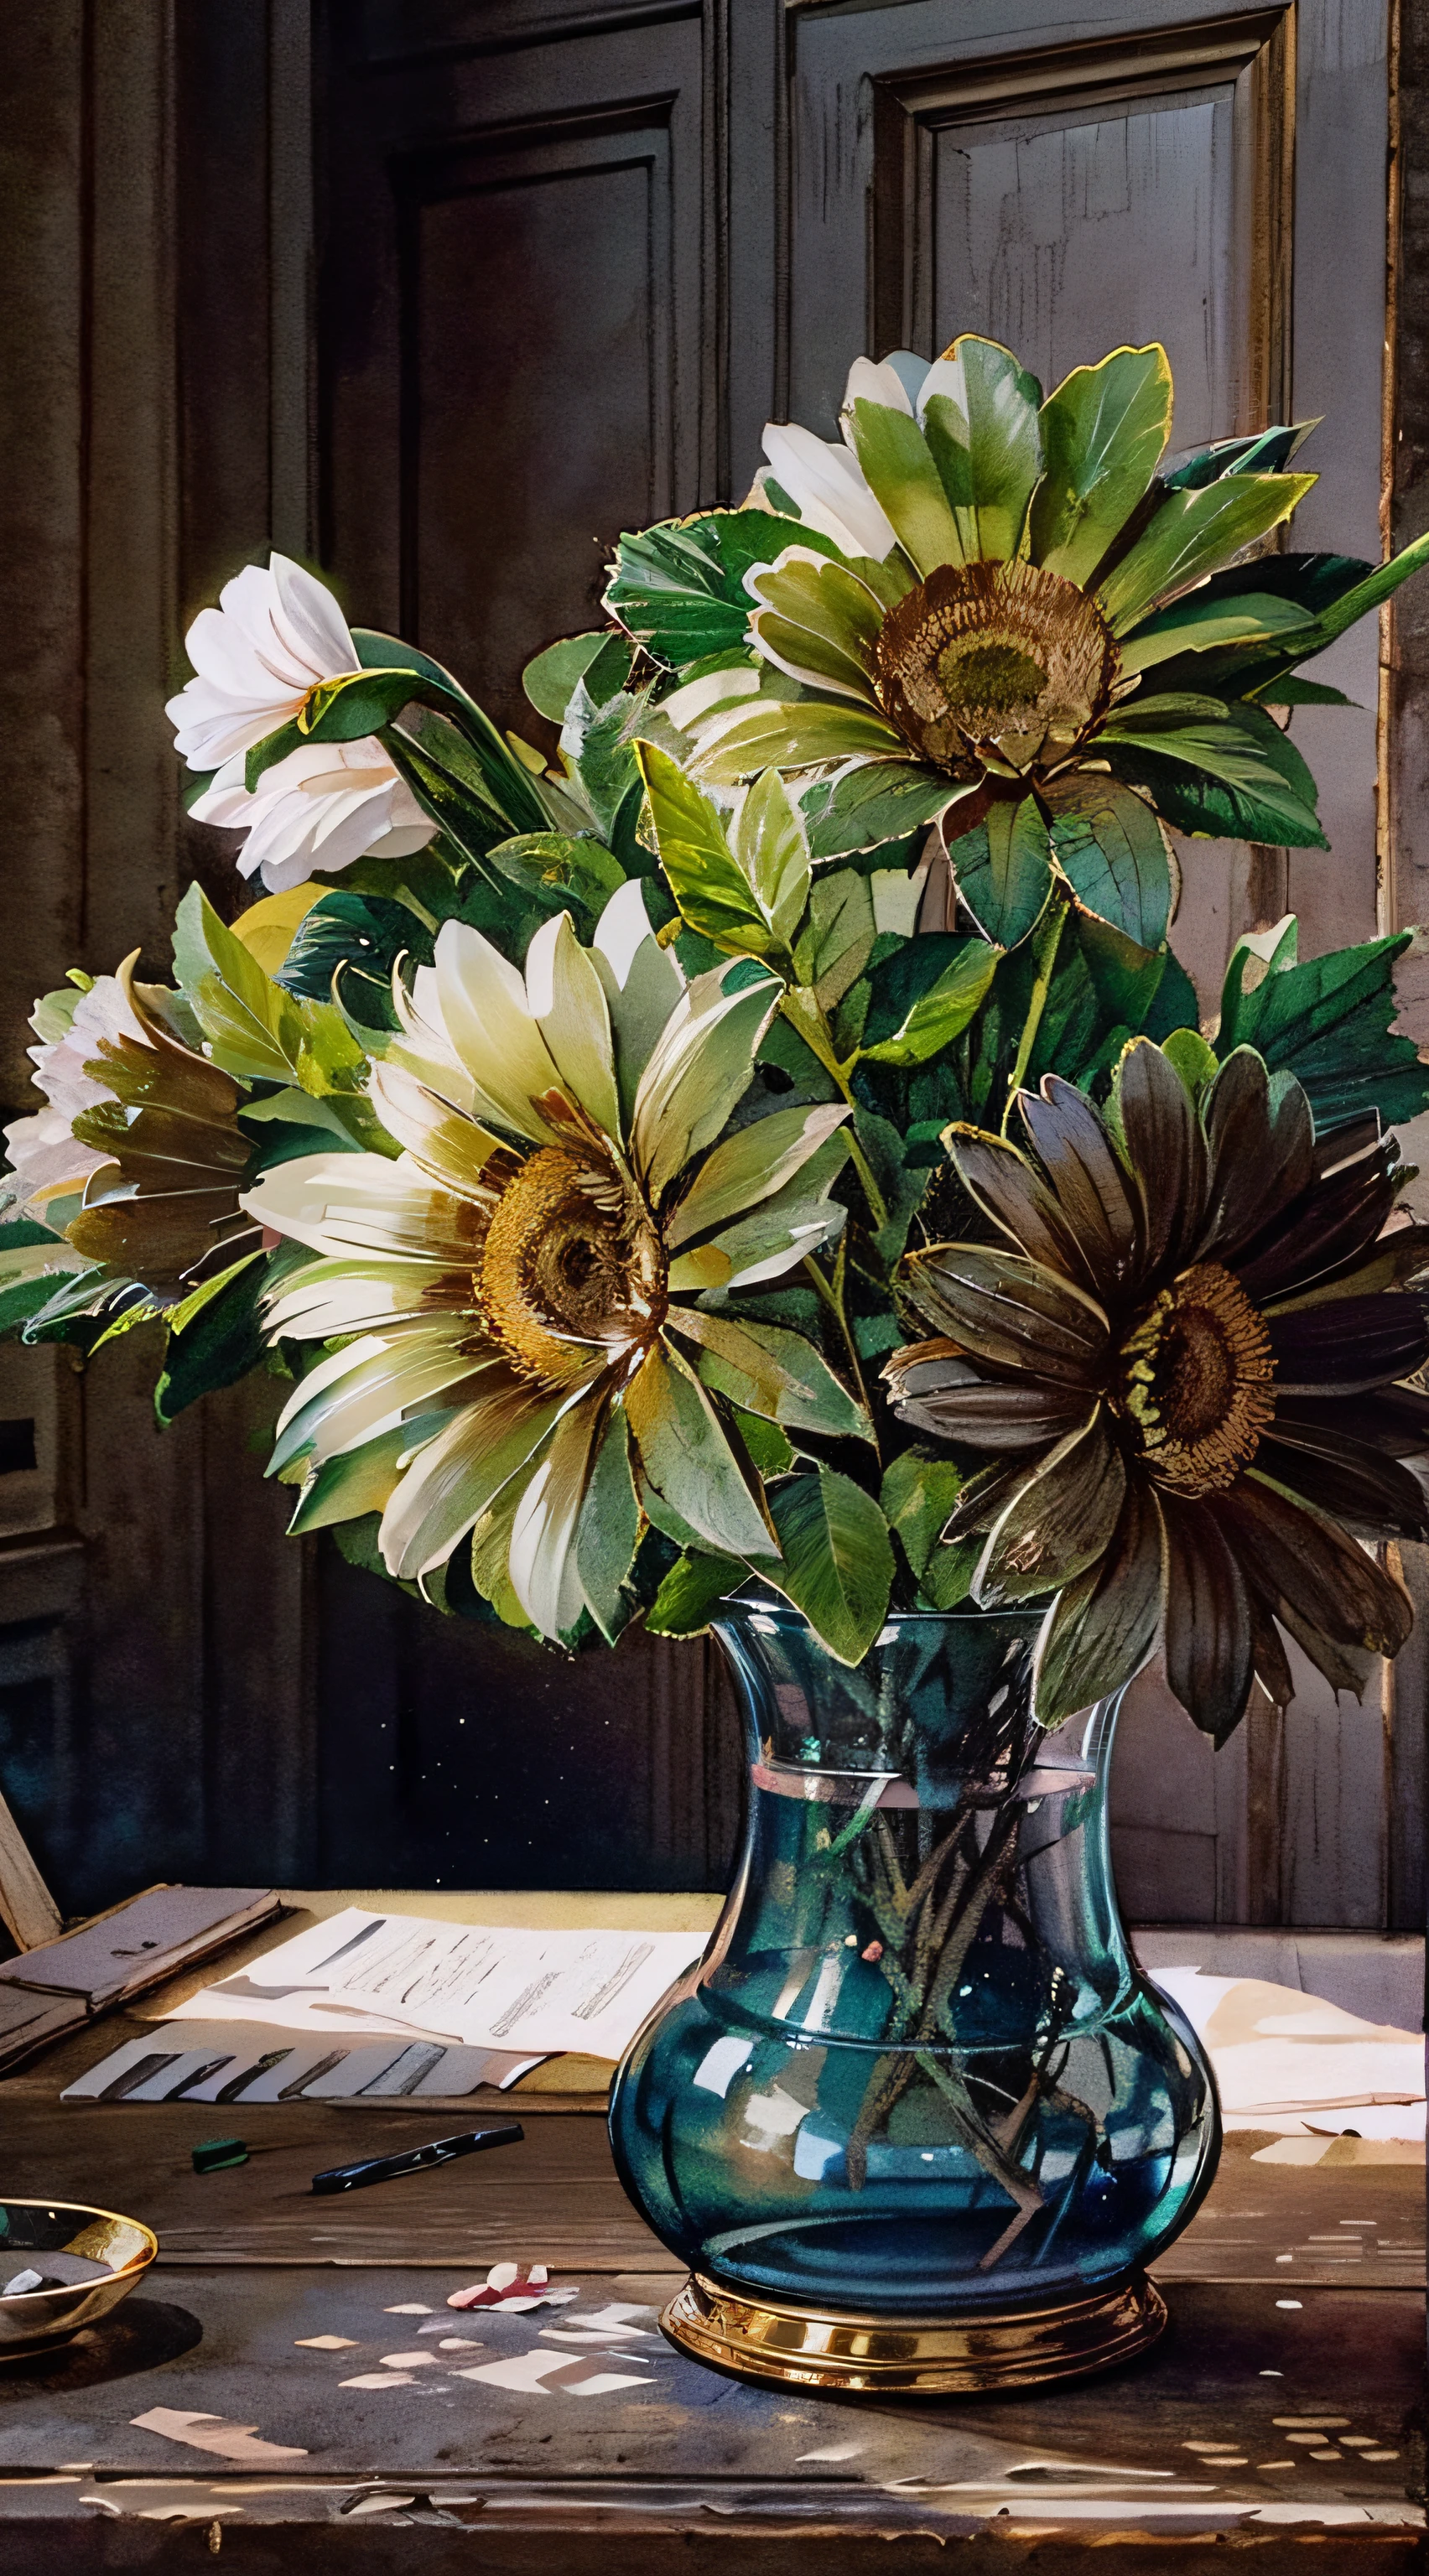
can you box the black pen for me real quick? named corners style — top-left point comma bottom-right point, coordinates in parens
top-left (311, 2122), bottom-right (523, 2194)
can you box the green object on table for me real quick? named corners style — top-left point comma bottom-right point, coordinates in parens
top-left (192, 2137), bottom-right (247, 2174)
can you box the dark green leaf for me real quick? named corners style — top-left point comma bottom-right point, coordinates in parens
top-left (799, 760), bottom-right (969, 861)
top-left (1162, 421), bottom-right (1317, 490)
top-left (523, 632), bottom-right (632, 724)
top-left (153, 1250), bottom-right (271, 1425)
top-left (278, 892), bottom-right (435, 1029)
top-left (1045, 776), bottom-right (1172, 947)
top-left (486, 832), bottom-right (626, 923)
top-left (948, 797), bottom-right (1053, 948)
top-left (1216, 925), bottom-right (1429, 1128)
top-left (1103, 702), bottom-right (1327, 848)
top-left (858, 933), bottom-right (1000, 1066)
top-left (605, 512), bottom-right (839, 668)
top-left (646, 1546), bottom-right (746, 1636)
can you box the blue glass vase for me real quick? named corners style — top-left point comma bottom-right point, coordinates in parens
top-left (609, 1597), bottom-right (1219, 2393)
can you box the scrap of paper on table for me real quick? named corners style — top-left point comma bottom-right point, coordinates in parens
top-left (1150, 1967), bottom-right (1426, 2137)
top-left (162, 1906), bottom-right (707, 2058)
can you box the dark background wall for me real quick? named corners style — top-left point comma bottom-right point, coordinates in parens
top-left (0, 0), bottom-right (1425, 1926)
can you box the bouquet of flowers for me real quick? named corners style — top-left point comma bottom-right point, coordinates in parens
top-left (8, 335), bottom-right (1429, 1744)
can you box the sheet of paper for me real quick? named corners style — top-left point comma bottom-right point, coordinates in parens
top-left (164, 1906), bottom-right (705, 2058)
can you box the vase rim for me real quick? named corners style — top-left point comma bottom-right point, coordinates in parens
top-left (714, 1583), bottom-right (1044, 1637)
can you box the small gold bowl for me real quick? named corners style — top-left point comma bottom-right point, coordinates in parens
top-left (0, 2199), bottom-right (157, 2360)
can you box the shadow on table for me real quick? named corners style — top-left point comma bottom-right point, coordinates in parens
top-left (0, 2299), bottom-right (201, 2397)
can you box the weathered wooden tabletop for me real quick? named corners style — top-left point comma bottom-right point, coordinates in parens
top-left (0, 1898), bottom-right (1421, 2565)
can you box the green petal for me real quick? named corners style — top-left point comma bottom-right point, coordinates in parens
top-left (801, 761), bottom-right (970, 861)
top-left (844, 399), bottom-right (963, 574)
top-left (571, 1403), bottom-right (641, 1639)
top-left (918, 336), bottom-right (1045, 563)
top-left (746, 552), bottom-right (885, 702)
top-left (668, 1101), bottom-right (850, 1250)
top-left (690, 700), bottom-right (907, 785)
top-left (1096, 473), bottom-right (1317, 635)
top-left (1118, 589), bottom-right (1313, 676)
top-left (626, 1337), bottom-right (777, 1560)
top-left (379, 1373), bottom-right (585, 1580)
top-left (1100, 704), bottom-right (1325, 846)
top-left (668, 1190), bottom-right (843, 1291)
top-left (1032, 1476), bottom-right (1165, 1728)
top-left (631, 961), bottom-right (782, 1208)
top-left (286, 1415), bottom-right (444, 1536)
top-left (591, 878), bottom-right (686, 1124)
top-left (1029, 343), bottom-right (1172, 587)
top-left (526, 910), bottom-right (621, 1142)
top-left (670, 1306), bottom-right (870, 1441)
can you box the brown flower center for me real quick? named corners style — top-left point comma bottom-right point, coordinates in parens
top-left (479, 1144), bottom-right (666, 1385)
top-left (1116, 1261), bottom-right (1275, 1498)
top-left (873, 558), bottom-right (1121, 776)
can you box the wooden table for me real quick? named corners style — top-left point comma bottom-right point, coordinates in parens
top-left (0, 1898), bottom-right (1421, 2567)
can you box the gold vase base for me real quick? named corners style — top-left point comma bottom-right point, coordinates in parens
top-left (662, 2269), bottom-right (1167, 2395)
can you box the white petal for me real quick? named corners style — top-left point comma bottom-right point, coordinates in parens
top-left (842, 354), bottom-right (914, 417)
top-left (507, 1400), bottom-right (601, 1637)
top-left (660, 665), bottom-right (762, 733)
top-left (524, 913), bottom-right (621, 1141)
top-left (434, 921), bottom-right (569, 1145)
top-left (242, 1152), bottom-right (485, 1266)
top-left (268, 553), bottom-right (361, 681)
top-left (760, 423), bottom-right (898, 562)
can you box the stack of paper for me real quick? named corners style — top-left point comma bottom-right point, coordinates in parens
top-left (0, 1885), bottom-right (280, 2073)
top-left (161, 1906), bottom-right (708, 2059)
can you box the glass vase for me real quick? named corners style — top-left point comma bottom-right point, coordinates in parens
top-left (608, 1596), bottom-right (1219, 2393)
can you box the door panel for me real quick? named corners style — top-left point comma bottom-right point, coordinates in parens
top-left (321, 2), bottom-right (708, 737)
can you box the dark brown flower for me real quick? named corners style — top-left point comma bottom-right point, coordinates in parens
top-left (884, 1040), bottom-right (1429, 1737)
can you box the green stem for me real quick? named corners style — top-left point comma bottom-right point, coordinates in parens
top-left (1000, 886), bottom-right (1070, 1138)
top-left (803, 1244), bottom-right (881, 1460)
top-left (777, 990), bottom-right (891, 1231)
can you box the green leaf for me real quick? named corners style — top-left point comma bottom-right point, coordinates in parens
top-left (0, 1228), bottom-right (95, 1337)
top-left (646, 1546), bottom-right (745, 1636)
top-left (1251, 675), bottom-right (1355, 708)
top-left (574, 1404), bottom-right (642, 1642)
top-left (921, 336), bottom-right (1045, 563)
top-left (1216, 923), bottom-right (1429, 1128)
top-left (605, 512), bottom-right (839, 668)
top-left (278, 891), bottom-right (435, 1030)
top-left (672, 1307), bottom-right (870, 1441)
top-left (523, 631), bottom-right (631, 724)
top-left (799, 761), bottom-right (969, 861)
top-left (730, 770), bottom-right (812, 948)
top-left (764, 1467), bottom-right (895, 1665)
top-left (153, 1250), bottom-right (269, 1426)
top-left (1096, 473), bottom-right (1317, 636)
top-left (845, 400), bottom-right (962, 574)
top-left (948, 797), bottom-right (1053, 948)
top-left (486, 832), bottom-right (626, 922)
top-left (634, 740), bottom-right (779, 958)
top-left (1119, 589), bottom-right (1315, 678)
top-left (792, 867), bottom-right (876, 1010)
top-left (1162, 423), bottom-right (1317, 489)
top-left (1043, 776), bottom-right (1172, 948)
top-left (174, 882), bottom-right (308, 1083)
top-left (351, 629), bottom-right (550, 833)
top-left (286, 1420), bottom-right (417, 1536)
top-left (857, 934), bottom-right (1000, 1066)
top-left (1030, 343), bottom-right (1172, 587)
top-left (1161, 1026), bottom-right (1219, 1099)
top-left (881, 1448), bottom-right (964, 1580)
